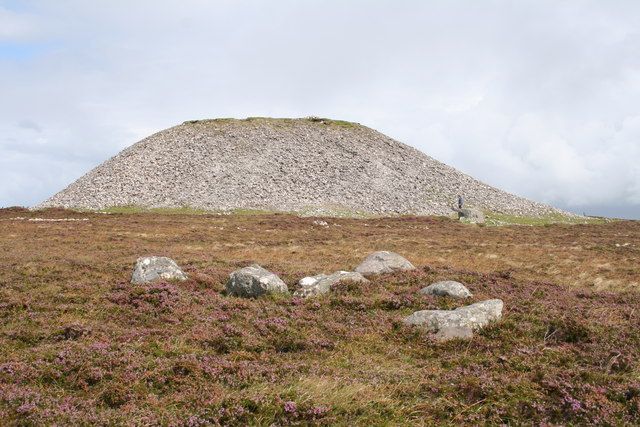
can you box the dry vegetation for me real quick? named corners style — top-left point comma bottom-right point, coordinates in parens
top-left (0, 207), bottom-right (639, 425)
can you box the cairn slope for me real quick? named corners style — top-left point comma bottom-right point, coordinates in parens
top-left (39, 117), bottom-right (560, 216)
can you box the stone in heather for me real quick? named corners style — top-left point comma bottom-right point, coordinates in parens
top-left (420, 280), bottom-right (473, 299)
top-left (403, 299), bottom-right (503, 332)
top-left (131, 256), bottom-right (188, 284)
top-left (456, 207), bottom-right (485, 224)
top-left (298, 274), bottom-right (328, 288)
top-left (434, 326), bottom-right (474, 341)
top-left (355, 251), bottom-right (415, 275)
top-left (226, 264), bottom-right (288, 298)
top-left (294, 271), bottom-right (368, 298)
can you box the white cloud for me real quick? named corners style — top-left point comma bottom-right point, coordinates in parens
top-left (0, 6), bottom-right (38, 41)
top-left (0, 22), bottom-right (26, 41)
top-left (0, 0), bottom-right (639, 218)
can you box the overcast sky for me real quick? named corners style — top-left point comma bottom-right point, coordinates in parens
top-left (1, 0), bottom-right (639, 219)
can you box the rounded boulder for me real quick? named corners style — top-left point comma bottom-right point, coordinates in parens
top-left (131, 256), bottom-right (188, 284)
top-left (355, 251), bottom-right (415, 275)
top-left (420, 280), bottom-right (473, 299)
top-left (226, 264), bottom-right (288, 298)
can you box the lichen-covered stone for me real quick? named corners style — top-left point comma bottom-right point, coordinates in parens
top-left (226, 264), bottom-right (288, 298)
top-left (404, 299), bottom-right (503, 332)
top-left (420, 280), bottom-right (473, 299)
top-left (294, 271), bottom-right (368, 298)
top-left (355, 251), bottom-right (415, 275)
top-left (131, 256), bottom-right (187, 284)
top-left (434, 326), bottom-right (474, 341)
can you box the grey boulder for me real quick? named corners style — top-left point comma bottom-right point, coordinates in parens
top-left (131, 256), bottom-right (188, 284)
top-left (294, 271), bottom-right (368, 298)
top-left (434, 326), bottom-right (474, 341)
top-left (226, 264), bottom-right (288, 298)
top-left (404, 299), bottom-right (503, 334)
top-left (355, 251), bottom-right (415, 275)
top-left (420, 280), bottom-right (473, 299)
top-left (455, 207), bottom-right (485, 224)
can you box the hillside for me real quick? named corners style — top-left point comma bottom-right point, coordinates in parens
top-left (39, 117), bottom-right (560, 216)
top-left (0, 209), bottom-right (638, 424)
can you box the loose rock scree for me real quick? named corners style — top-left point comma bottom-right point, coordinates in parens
top-left (38, 117), bottom-right (563, 217)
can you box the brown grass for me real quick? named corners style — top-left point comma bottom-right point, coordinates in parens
top-left (0, 208), bottom-right (639, 425)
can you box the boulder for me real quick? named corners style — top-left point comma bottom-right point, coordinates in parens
top-left (294, 271), bottom-right (368, 298)
top-left (434, 326), bottom-right (474, 341)
top-left (455, 207), bottom-right (485, 224)
top-left (131, 256), bottom-right (188, 284)
top-left (298, 274), bottom-right (328, 288)
top-left (226, 264), bottom-right (288, 298)
top-left (420, 280), bottom-right (473, 299)
top-left (355, 251), bottom-right (415, 275)
top-left (403, 299), bottom-right (503, 333)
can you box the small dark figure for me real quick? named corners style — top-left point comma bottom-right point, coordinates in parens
top-left (457, 195), bottom-right (464, 209)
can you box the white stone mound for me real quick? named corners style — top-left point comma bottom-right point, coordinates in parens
top-left (38, 117), bottom-right (562, 217)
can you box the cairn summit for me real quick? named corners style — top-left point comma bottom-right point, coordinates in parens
top-left (39, 117), bottom-right (560, 216)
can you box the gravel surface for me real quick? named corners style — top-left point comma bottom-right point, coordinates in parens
top-left (38, 117), bottom-right (562, 216)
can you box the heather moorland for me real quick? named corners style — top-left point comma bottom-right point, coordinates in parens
top-left (0, 208), bottom-right (638, 425)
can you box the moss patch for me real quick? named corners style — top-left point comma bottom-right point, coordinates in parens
top-left (485, 212), bottom-right (610, 226)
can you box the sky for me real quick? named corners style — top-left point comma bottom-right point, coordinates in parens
top-left (1, 0), bottom-right (639, 219)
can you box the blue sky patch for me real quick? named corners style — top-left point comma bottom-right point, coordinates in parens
top-left (0, 42), bottom-right (52, 60)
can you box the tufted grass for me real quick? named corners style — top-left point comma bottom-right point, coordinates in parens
top-left (97, 205), bottom-right (599, 225)
top-left (484, 212), bottom-right (609, 227)
top-left (182, 116), bottom-right (360, 128)
top-left (98, 205), bottom-right (211, 215)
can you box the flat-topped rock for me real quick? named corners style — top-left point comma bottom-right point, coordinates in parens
top-left (294, 271), bottom-right (368, 298)
top-left (420, 280), bottom-right (473, 299)
top-left (226, 264), bottom-right (288, 298)
top-left (355, 251), bottom-right (415, 275)
top-left (131, 256), bottom-right (188, 284)
top-left (404, 299), bottom-right (504, 333)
